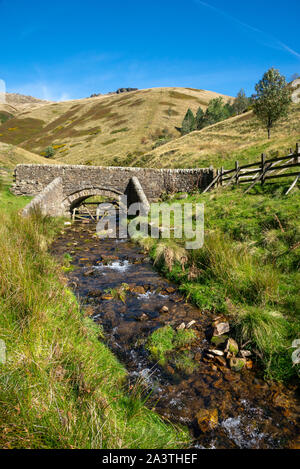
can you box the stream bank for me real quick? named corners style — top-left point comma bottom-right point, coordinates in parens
top-left (52, 221), bottom-right (300, 449)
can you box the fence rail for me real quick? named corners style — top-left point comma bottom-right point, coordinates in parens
top-left (203, 143), bottom-right (300, 195)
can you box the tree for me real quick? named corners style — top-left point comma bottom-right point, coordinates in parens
top-left (232, 89), bottom-right (250, 115)
top-left (204, 97), bottom-right (228, 126)
top-left (181, 108), bottom-right (195, 135)
top-left (253, 68), bottom-right (291, 139)
top-left (195, 107), bottom-right (205, 130)
top-left (45, 145), bottom-right (55, 158)
top-left (223, 101), bottom-right (235, 117)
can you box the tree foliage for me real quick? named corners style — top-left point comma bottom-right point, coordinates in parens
top-left (180, 89), bottom-right (252, 135)
top-left (232, 89), bottom-right (250, 115)
top-left (45, 145), bottom-right (55, 158)
top-left (195, 107), bottom-right (205, 130)
top-left (181, 108), bottom-right (195, 135)
top-left (204, 97), bottom-right (231, 126)
top-left (253, 68), bottom-right (291, 139)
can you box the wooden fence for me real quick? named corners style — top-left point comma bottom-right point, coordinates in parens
top-left (203, 143), bottom-right (300, 195)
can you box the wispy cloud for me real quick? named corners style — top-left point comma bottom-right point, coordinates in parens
top-left (194, 0), bottom-right (300, 60)
top-left (11, 82), bottom-right (72, 102)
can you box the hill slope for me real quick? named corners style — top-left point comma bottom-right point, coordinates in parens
top-left (4, 93), bottom-right (51, 111)
top-left (136, 102), bottom-right (300, 169)
top-left (0, 142), bottom-right (59, 169)
top-left (0, 87), bottom-right (232, 166)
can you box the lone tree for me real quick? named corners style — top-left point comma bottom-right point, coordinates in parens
top-left (181, 108), bottom-right (195, 135)
top-left (253, 68), bottom-right (291, 139)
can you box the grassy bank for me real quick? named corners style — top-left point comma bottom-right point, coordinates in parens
top-left (137, 183), bottom-right (300, 383)
top-left (0, 181), bottom-right (189, 449)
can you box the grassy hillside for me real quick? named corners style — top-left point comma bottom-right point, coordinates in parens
top-left (137, 102), bottom-right (300, 169)
top-left (0, 181), bottom-right (189, 449)
top-left (3, 93), bottom-right (51, 111)
top-left (1, 88), bottom-right (299, 171)
top-left (137, 183), bottom-right (300, 383)
top-left (0, 142), bottom-right (58, 169)
top-left (0, 87), bottom-right (232, 166)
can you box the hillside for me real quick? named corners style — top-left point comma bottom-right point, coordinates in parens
top-left (4, 93), bottom-right (51, 110)
top-left (137, 102), bottom-right (300, 169)
top-left (0, 141), bottom-right (59, 169)
top-left (0, 93), bottom-right (51, 128)
top-left (0, 87), bottom-right (232, 166)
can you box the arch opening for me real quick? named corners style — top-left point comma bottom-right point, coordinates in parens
top-left (61, 187), bottom-right (124, 220)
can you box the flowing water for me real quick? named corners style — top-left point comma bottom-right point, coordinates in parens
top-left (52, 220), bottom-right (300, 449)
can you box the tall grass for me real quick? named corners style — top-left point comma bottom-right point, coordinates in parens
top-left (0, 207), bottom-right (189, 449)
top-left (140, 186), bottom-right (300, 382)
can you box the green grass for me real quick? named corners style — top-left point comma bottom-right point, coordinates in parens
top-left (146, 325), bottom-right (196, 371)
top-left (140, 184), bottom-right (300, 382)
top-left (0, 180), bottom-right (189, 449)
top-left (110, 127), bottom-right (129, 134)
top-left (0, 111), bottom-right (14, 124)
top-left (0, 178), bottom-right (31, 211)
top-left (105, 283), bottom-right (129, 303)
top-left (62, 253), bottom-right (75, 272)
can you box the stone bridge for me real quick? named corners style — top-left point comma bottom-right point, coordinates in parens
top-left (12, 164), bottom-right (214, 217)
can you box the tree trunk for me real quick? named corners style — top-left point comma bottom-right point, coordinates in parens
top-left (267, 127), bottom-right (271, 139)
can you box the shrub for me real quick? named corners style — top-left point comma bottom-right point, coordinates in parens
top-left (44, 145), bottom-right (55, 158)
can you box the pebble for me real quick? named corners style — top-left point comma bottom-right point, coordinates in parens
top-left (186, 320), bottom-right (196, 329)
top-left (209, 349), bottom-right (224, 356)
top-left (138, 313), bottom-right (148, 321)
top-left (240, 350), bottom-right (252, 358)
top-left (176, 322), bottom-right (186, 330)
top-left (213, 321), bottom-right (230, 336)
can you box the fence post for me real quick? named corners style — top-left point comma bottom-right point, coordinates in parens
top-left (295, 143), bottom-right (300, 164)
top-left (235, 161), bottom-right (239, 185)
top-left (261, 153), bottom-right (266, 185)
top-left (220, 167), bottom-right (223, 186)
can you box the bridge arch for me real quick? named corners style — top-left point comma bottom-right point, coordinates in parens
top-left (61, 186), bottom-right (124, 213)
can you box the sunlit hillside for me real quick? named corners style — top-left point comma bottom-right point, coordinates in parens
top-left (0, 87), bottom-right (232, 166)
top-left (137, 102), bottom-right (300, 169)
top-left (0, 141), bottom-right (59, 170)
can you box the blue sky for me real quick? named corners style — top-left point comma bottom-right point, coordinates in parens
top-left (1, 0), bottom-right (299, 101)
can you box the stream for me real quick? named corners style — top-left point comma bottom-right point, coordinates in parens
top-left (51, 219), bottom-right (300, 449)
